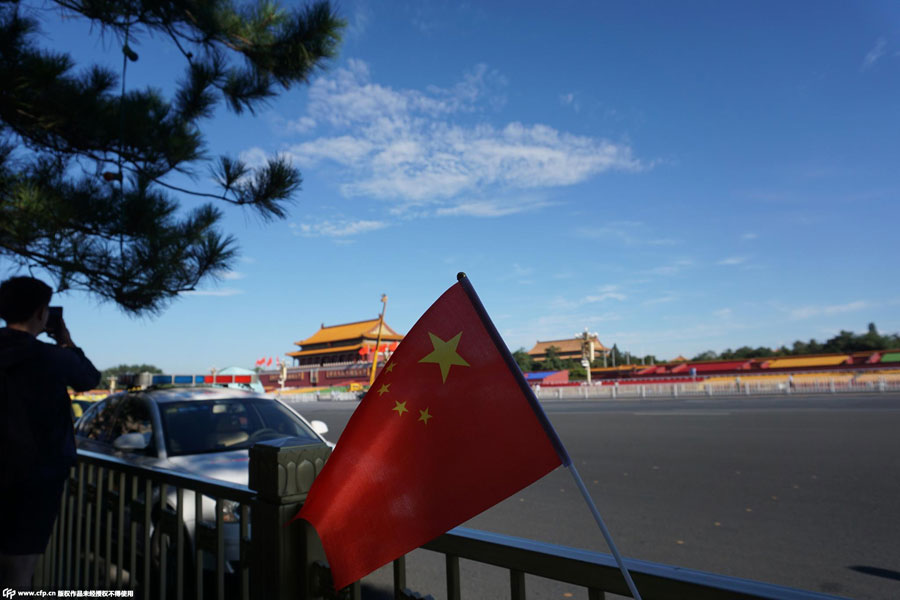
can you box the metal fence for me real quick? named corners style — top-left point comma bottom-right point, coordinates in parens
top-left (535, 378), bottom-right (900, 401)
top-left (276, 390), bottom-right (360, 402)
top-left (32, 441), bottom-right (332, 600)
top-left (31, 442), bottom-right (846, 600)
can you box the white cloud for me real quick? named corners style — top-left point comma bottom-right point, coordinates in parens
top-left (789, 301), bottom-right (870, 320)
top-left (713, 308), bottom-right (733, 319)
top-left (717, 256), bottom-right (748, 266)
top-left (434, 196), bottom-right (552, 218)
top-left (288, 116), bottom-right (317, 134)
top-left (238, 147), bottom-right (269, 170)
top-left (741, 232), bottom-right (758, 241)
top-left (643, 259), bottom-right (694, 277)
top-left (501, 310), bottom-right (624, 351)
top-left (642, 294), bottom-right (677, 306)
top-left (512, 263), bottom-right (532, 277)
top-left (290, 136), bottom-right (375, 167)
top-left (577, 221), bottom-right (680, 247)
top-left (559, 92), bottom-right (581, 112)
top-left (278, 60), bottom-right (644, 214)
top-left (584, 291), bottom-right (627, 303)
top-left (551, 286), bottom-right (627, 310)
top-left (219, 271), bottom-right (246, 281)
top-left (290, 219), bottom-right (388, 237)
top-left (862, 37), bottom-right (887, 71)
top-left (346, 5), bottom-right (372, 40)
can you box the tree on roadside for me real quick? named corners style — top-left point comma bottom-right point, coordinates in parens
top-left (512, 348), bottom-right (534, 372)
top-left (1, 0), bottom-right (344, 314)
top-left (100, 363), bottom-right (162, 382)
top-left (538, 345), bottom-right (563, 371)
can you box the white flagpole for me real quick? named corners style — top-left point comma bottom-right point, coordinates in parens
top-left (567, 463), bottom-right (643, 600)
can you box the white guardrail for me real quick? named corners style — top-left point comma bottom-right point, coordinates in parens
top-left (275, 390), bottom-right (361, 402)
top-left (534, 379), bottom-right (900, 400)
top-left (273, 378), bottom-right (900, 403)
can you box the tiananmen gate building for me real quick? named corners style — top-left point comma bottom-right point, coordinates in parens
top-left (257, 318), bottom-right (404, 390)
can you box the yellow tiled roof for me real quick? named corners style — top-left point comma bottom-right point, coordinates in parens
top-left (528, 337), bottom-right (608, 356)
top-left (287, 344), bottom-right (364, 357)
top-left (296, 319), bottom-right (403, 347)
top-left (766, 356), bottom-right (848, 368)
top-left (590, 364), bottom-right (641, 372)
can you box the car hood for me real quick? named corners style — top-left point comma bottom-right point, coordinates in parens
top-left (167, 450), bottom-right (250, 487)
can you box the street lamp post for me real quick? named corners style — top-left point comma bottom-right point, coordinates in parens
top-left (575, 328), bottom-right (598, 385)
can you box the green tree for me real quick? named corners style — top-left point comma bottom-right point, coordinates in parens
top-left (566, 360), bottom-right (586, 380)
top-left (100, 363), bottom-right (162, 383)
top-left (539, 345), bottom-right (563, 371)
top-left (609, 343), bottom-right (624, 367)
top-left (692, 350), bottom-right (719, 361)
top-left (722, 346), bottom-right (773, 360)
top-left (822, 330), bottom-right (855, 354)
top-left (512, 348), bottom-right (534, 372)
top-left (1, 0), bottom-right (344, 313)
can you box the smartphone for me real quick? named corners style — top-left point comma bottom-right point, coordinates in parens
top-left (45, 306), bottom-right (63, 337)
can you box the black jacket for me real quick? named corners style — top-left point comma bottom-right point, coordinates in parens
top-left (0, 328), bottom-right (101, 485)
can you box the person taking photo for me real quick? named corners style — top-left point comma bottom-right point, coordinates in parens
top-left (0, 276), bottom-right (100, 590)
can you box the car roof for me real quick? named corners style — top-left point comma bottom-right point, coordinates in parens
top-left (129, 386), bottom-right (271, 404)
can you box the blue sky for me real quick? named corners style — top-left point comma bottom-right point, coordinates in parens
top-left (7, 0), bottom-right (900, 373)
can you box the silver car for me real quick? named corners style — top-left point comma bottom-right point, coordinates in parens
top-left (74, 386), bottom-right (332, 582)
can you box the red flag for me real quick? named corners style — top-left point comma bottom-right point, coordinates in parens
top-left (266, 357), bottom-right (273, 367)
top-left (296, 275), bottom-right (566, 589)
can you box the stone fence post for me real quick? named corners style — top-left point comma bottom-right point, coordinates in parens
top-left (249, 439), bottom-right (332, 600)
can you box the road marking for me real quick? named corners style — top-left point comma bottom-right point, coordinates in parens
top-left (633, 410), bottom-right (732, 416)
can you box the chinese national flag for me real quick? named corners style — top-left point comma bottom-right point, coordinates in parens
top-left (295, 275), bottom-right (567, 590)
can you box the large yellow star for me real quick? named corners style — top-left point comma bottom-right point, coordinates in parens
top-left (418, 331), bottom-right (470, 383)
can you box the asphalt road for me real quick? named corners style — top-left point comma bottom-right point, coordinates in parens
top-left (287, 393), bottom-right (900, 600)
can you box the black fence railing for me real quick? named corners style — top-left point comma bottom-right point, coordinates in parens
top-left (30, 445), bottom-right (848, 600)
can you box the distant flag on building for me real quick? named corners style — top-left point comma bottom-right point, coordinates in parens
top-left (255, 357), bottom-right (265, 367)
top-left (266, 357), bottom-right (273, 367)
top-left (294, 273), bottom-right (570, 590)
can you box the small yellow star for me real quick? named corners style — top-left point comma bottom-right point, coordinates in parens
top-left (418, 407), bottom-right (432, 425)
top-left (392, 400), bottom-right (408, 416)
top-left (385, 362), bottom-right (397, 373)
top-left (418, 331), bottom-right (470, 383)
top-left (378, 383), bottom-right (390, 396)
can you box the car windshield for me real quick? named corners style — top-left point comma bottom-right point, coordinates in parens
top-left (160, 397), bottom-right (319, 456)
